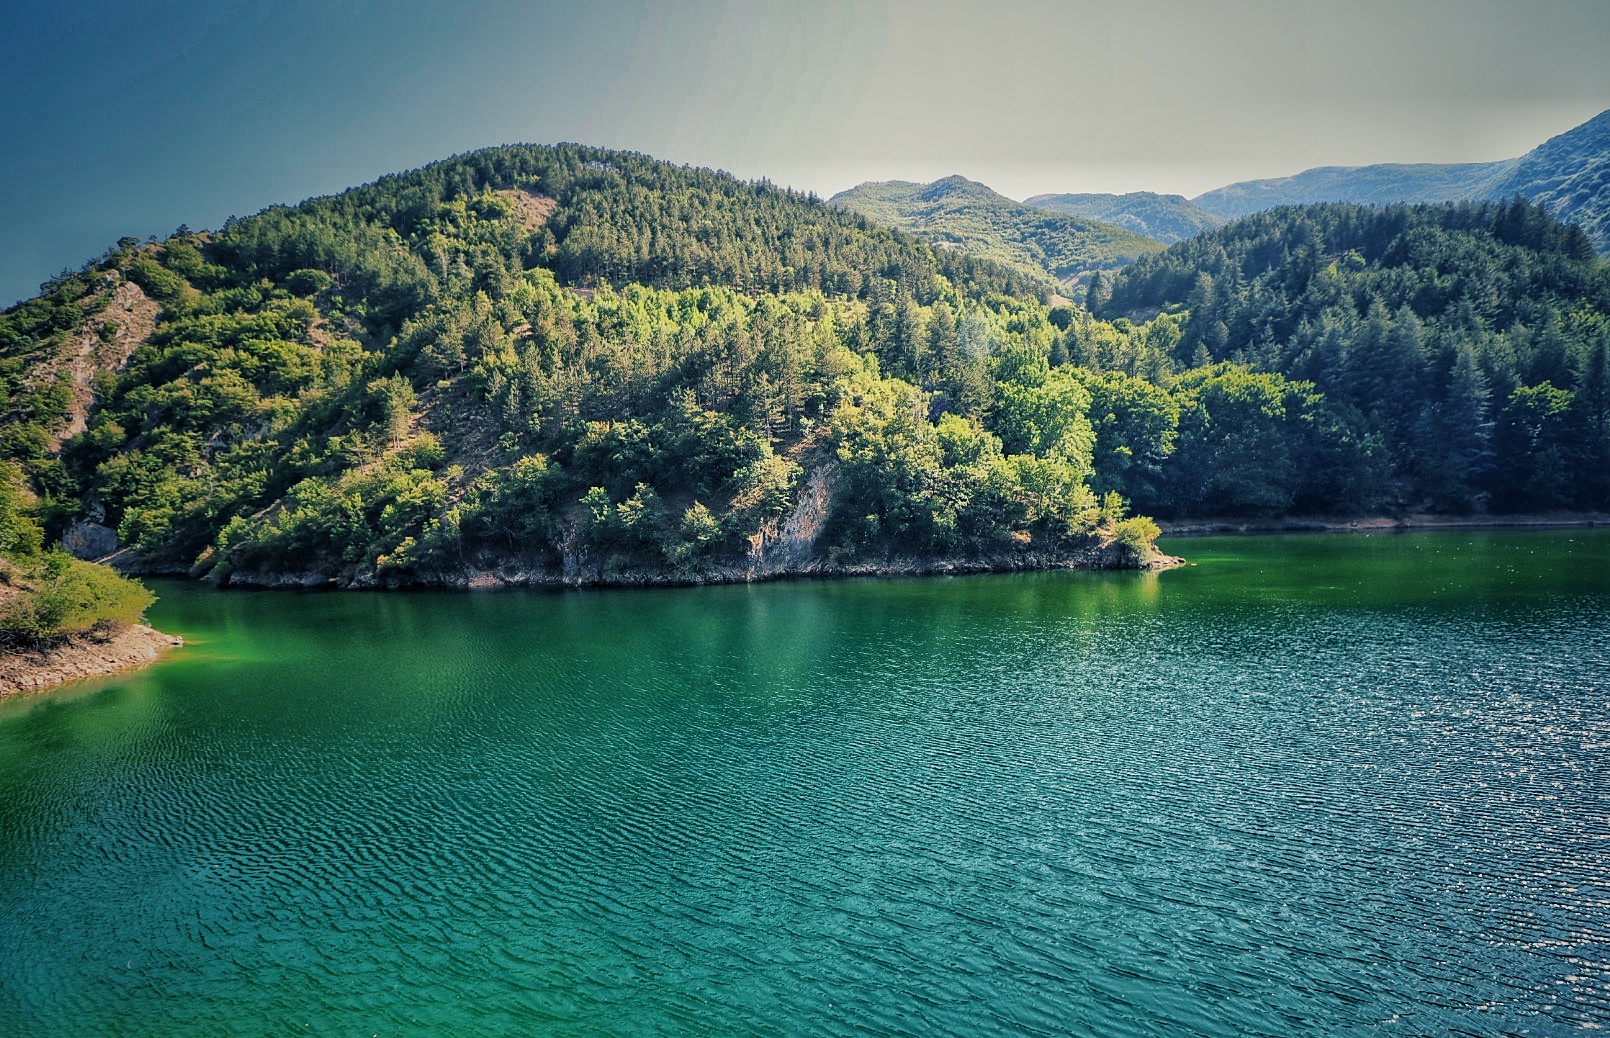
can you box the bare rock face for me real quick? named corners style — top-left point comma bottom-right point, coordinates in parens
top-left (58, 278), bottom-right (160, 443)
top-left (749, 465), bottom-right (836, 576)
top-left (62, 520), bottom-right (119, 560)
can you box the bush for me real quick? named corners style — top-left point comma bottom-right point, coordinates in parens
top-left (1109, 515), bottom-right (1161, 563)
top-left (0, 463), bottom-right (44, 558)
top-left (284, 268), bottom-right (334, 296)
top-left (0, 552), bottom-right (155, 647)
top-left (125, 256), bottom-right (191, 305)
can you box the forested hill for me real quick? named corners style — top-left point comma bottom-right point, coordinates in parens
top-left (207, 145), bottom-right (1050, 327)
top-left (1099, 199), bottom-right (1610, 516)
top-left (0, 144), bottom-right (1171, 592)
top-left (830, 176), bottom-right (1163, 285)
top-left (1021, 192), bottom-right (1226, 245)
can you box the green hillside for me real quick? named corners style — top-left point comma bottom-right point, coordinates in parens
top-left (1022, 191), bottom-right (1225, 244)
top-left (830, 176), bottom-right (1163, 285)
top-left (0, 462), bottom-right (153, 650)
top-left (1101, 199), bottom-right (1610, 515)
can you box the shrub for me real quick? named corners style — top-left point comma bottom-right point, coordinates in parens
top-left (1110, 515), bottom-right (1161, 563)
top-left (284, 268), bottom-right (334, 296)
top-left (0, 552), bottom-right (155, 647)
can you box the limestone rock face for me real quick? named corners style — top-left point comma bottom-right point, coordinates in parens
top-left (63, 521), bottom-right (119, 561)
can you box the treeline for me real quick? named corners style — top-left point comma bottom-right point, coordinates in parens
top-left (1096, 199), bottom-right (1610, 514)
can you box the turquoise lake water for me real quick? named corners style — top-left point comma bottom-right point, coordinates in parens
top-left (2, 530), bottom-right (1608, 1036)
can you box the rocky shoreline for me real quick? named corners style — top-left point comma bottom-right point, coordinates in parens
top-left (0, 625), bottom-right (183, 699)
top-left (214, 539), bottom-right (1185, 591)
top-left (18, 513), bottom-right (1597, 694)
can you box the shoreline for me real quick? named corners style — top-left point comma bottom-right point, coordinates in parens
top-left (1156, 511), bottom-right (1610, 537)
top-left (212, 544), bottom-right (1184, 591)
top-left (0, 625), bottom-right (183, 700)
top-left (16, 516), bottom-right (1595, 694)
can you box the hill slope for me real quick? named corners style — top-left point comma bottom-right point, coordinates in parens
top-left (1486, 109), bottom-right (1610, 253)
top-left (830, 176), bottom-right (1163, 285)
top-left (1021, 191), bottom-right (1225, 244)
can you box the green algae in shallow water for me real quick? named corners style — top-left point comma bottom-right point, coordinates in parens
top-left (1, 530), bottom-right (1608, 1036)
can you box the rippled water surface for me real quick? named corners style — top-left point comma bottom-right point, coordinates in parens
top-left (3, 530), bottom-right (1609, 1036)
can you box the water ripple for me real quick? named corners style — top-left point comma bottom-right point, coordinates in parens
top-left (3, 542), bottom-right (1610, 1036)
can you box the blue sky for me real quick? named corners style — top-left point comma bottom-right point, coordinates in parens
top-left (5, 0), bottom-right (1610, 306)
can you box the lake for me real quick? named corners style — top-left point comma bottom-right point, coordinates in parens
top-left (2, 530), bottom-right (1608, 1036)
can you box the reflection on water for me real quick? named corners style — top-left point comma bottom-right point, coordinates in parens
top-left (2, 530), bottom-right (1608, 1036)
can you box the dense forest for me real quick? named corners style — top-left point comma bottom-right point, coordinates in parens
top-left (1097, 200), bottom-right (1610, 516)
top-left (2, 145), bottom-right (1606, 603)
top-left (0, 145), bottom-right (1166, 592)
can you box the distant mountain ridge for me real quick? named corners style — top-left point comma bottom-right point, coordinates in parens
top-left (829, 176), bottom-right (1162, 285)
top-left (1021, 109), bottom-right (1610, 254)
top-left (1190, 109), bottom-right (1610, 251)
top-left (1189, 160), bottom-right (1517, 217)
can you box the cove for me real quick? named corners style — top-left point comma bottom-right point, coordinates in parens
top-left (2, 530), bottom-right (1608, 1036)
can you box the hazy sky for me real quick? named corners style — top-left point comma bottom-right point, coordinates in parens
top-left (5, 0), bottom-right (1610, 305)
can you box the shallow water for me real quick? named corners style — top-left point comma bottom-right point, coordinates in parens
top-left (2, 530), bottom-right (1608, 1036)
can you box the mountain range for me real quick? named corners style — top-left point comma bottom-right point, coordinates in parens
top-left (843, 109), bottom-right (1610, 282)
top-left (1035, 109), bottom-right (1610, 255)
top-left (1192, 110), bottom-right (1610, 227)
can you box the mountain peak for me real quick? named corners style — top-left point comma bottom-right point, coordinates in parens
top-left (918, 175), bottom-right (1000, 203)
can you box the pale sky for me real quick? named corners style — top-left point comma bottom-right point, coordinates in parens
top-left (5, 0), bottom-right (1609, 305)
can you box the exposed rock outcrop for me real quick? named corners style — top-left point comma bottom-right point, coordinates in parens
top-left (56, 276), bottom-right (160, 444)
top-left (62, 520), bottom-right (119, 561)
